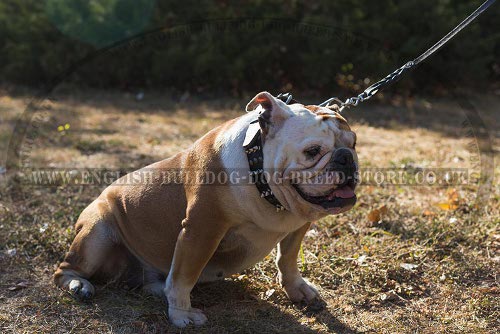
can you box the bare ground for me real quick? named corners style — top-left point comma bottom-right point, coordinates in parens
top-left (0, 90), bottom-right (498, 333)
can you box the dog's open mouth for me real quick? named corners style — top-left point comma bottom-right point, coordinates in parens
top-left (292, 179), bottom-right (357, 213)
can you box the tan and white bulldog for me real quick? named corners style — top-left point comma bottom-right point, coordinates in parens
top-left (54, 92), bottom-right (358, 327)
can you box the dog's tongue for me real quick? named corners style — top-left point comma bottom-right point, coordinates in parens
top-left (328, 186), bottom-right (355, 199)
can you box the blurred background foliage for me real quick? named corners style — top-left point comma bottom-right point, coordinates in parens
top-left (0, 0), bottom-right (498, 97)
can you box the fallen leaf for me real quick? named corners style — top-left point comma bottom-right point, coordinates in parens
top-left (400, 263), bottom-right (418, 271)
top-left (447, 188), bottom-right (460, 203)
top-left (17, 281), bottom-right (29, 288)
top-left (330, 230), bottom-right (341, 238)
top-left (305, 229), bottom-right (319, 238)
top-left (367, 205), bottom-right (388, 224)
top-left (423, 210), bottom-right (435, 217)
top-left (436, 203), bottom-right (459, 211)
top-left (8, 281), bottom-right (29, 291)
top-left (265, 289), bottom-right (275, 298)
top-left (5, 249), bottom-right (16, 257)
top-left (357, 255), bottom-right (367, 265)
top-left (436, 188), bottom-right (463, 211)
top-left (367, 207), bottom-right (379, 221)
top-left (39, 223), bottom-right (49, 233)
top-left (367, 209), bottom-right (381, 223)
top-left (380, 291), bottom-right (398, 301)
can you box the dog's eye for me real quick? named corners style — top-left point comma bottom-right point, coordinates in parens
top-left (304, 146), bottom-right (321, 159)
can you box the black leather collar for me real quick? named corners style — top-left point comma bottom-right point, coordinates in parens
top-left (243, 93), bottom-right (298, 212)
top-left (243, 119), bottom-right (286, 212)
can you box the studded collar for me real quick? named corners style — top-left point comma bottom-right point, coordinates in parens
top-left (243, 119), bottom-right (286, 212)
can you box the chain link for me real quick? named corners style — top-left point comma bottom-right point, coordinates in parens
top-left (339, 61), bottom-right (414, 111)
top-left (319, 61), bottom-right (415, 112)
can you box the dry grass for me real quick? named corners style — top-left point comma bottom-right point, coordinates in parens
top-left (0, 90), bottom-right (498, 333)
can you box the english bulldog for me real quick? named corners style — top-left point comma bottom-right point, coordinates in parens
top-left (54, 91), bottom-right (358, 327)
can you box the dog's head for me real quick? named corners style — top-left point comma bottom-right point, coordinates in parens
top-left (246, 91), bottom-right (358, 221)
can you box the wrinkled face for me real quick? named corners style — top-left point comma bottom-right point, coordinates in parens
top-left (246, 92), bottom-right (358, 221)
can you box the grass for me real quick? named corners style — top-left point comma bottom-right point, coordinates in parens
top-left (0, 90), bottom-right (498, 333)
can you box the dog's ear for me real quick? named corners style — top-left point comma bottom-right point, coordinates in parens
top-left (246, 91), bottom-right (292, 130)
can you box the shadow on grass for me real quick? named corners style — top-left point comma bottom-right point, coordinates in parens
top-left (48, 90), bottom-right (498, 139)
top-left (23, 89), bottom-right (496, 139)
top-left (79, 279), bottom-right (362, 334)
top-left (0, 252), bottom-right (362, 333)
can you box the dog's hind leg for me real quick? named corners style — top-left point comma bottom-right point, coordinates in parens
top-left (54, 199), bottom-right (119, 300)
top-left (141, 267), bottom-right (167, 297)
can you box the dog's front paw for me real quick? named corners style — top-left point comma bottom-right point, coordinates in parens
top-left (282, 277), bottom-right (321, 304)
top-left (168, 306), bottom-right (207, 328)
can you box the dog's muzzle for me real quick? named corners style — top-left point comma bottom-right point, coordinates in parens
top-left (293, 147), bottom-right (358, 214)
top-left (326, 148), bottom-right (358, 188)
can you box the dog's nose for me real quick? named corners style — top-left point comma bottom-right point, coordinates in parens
top-left (328, 148), bottom-right (356, 187)
top-left (332, 148), bottom-right (354, 166)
